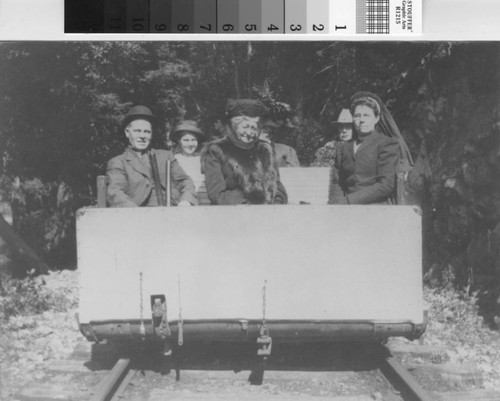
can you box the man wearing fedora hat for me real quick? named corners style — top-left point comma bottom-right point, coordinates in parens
top-left (106, 105), bottom-right (197, 207)
top-left (312, 109), bottom-right (354, 167)
top-left (333, 109), bottom-right (354, 143)
top-left (201, 98), bottom-right (287, 205)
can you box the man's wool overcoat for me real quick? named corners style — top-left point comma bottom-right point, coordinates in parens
top-left (106, 147), bottom-right (197, 207)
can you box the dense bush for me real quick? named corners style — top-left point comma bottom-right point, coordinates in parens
top-left (0, 273), bottom-right (75, 321)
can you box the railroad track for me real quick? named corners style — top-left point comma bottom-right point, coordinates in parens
top-left (13, 340), bottom-right (500, 401)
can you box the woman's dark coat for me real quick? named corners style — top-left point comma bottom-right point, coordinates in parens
top-left (202, 137), bottom-right (288, 205)
top-left (328, 131), bottom-right (399, 205)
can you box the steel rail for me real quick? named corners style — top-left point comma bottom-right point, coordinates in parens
top-left (110, 368), bottom-right (137, 401)
top-left (90, 358), bottom-right (131, 401)
top-left (379, 351), bottom-right (434, 401)
top-left (86, 343), bottom-right (432, 401)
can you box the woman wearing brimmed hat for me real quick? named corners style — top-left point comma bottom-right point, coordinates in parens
top-left (171, 120), bottom-right (206, 193)
top-left (201, 98), bottom-right (288, 205)
top-left (328, 92), bottom-right (404, 205)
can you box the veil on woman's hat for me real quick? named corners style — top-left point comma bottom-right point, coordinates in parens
top-left (350, 91), bottom-right (413, 173)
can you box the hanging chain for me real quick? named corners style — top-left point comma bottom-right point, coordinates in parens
top-left (178, 274), bottom-right (183, 346)
top-left (262, 280), bottom-right (267, 327)
top-left (257, 280), bottom-right (272, 358)
top-left (139, 272), bottom-right (145, 338)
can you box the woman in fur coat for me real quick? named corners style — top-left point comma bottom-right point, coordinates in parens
top-left (201, 99), bottom-right (288, 205)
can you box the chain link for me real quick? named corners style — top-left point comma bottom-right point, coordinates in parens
top-left (140, 272), bottom-right (144, 319)
top-left (262, 280), bottom-right (267, 327)
top-left (178, 274), bottom-right (183, 346)
top-left (139, 272), bottom-right (145, 337)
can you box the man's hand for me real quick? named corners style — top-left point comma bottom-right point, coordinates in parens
top-left (178, 200), bottom-right (191, 207)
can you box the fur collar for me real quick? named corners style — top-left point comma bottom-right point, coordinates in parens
top-left (205, 137), bottom-right (279, 204)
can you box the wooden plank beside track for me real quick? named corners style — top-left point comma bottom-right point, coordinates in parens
top-left (387, 342), bottom-right (449, 362)
top-left (13, 383), bottom-right (87, 401)
top-left (434, 391), bottom-right (500, 401)
top-left (148, 392), bottom-right (375, 401)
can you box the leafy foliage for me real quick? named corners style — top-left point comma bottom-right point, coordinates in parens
top-left (0, 272), bottom-right (75, 321)
top-left (424, 284), bottom-right (500, 390)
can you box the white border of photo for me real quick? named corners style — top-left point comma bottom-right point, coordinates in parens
top-left (0, 0), bottom-right (498, 40)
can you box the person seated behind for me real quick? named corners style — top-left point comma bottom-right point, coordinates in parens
top-left (106, 105), bottom-right (197, 207)
top-left (201, 99), bottom-right (288, 205)
top-left (312, 109), bottom-right (354, 167)
top-left (171, 120), bottom-right (206, 194)
top-left (259, 121), bottom-right (300, 167)
top-left (328, 93), bottom-right (400, 205)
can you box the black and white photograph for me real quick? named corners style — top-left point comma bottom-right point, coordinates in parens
top-left (1, 40), bottom-right (500, 400)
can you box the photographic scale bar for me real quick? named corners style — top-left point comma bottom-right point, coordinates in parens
top-left (65, 0), bottom-right (421, 35)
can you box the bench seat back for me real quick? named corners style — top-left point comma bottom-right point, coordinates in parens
top-left (96, 167), bottom-right (405, 206)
